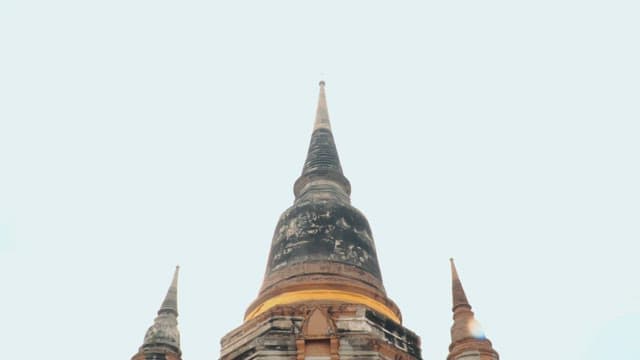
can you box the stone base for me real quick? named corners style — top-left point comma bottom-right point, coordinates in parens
top-left (221, 303), bottom-right (421, 360)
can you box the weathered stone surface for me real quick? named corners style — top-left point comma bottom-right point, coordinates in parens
top-left (132, 267), bottom-right (182, 360)
top-left (221, 304), bottom-right (421, 360)
top-left (246, 82), bottom-right (399, 325)
top-left (267, 200), bottom-right (381, 279)
top-left (447, 260), bottom-right (498, 360)
top-left (223, 82), bottom-right (421, 360)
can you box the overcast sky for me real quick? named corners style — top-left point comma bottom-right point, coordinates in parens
top-left (1, 1), bottom-right (639, 360)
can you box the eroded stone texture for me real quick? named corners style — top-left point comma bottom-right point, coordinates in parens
top-left (248, 82), bottom-right (394, 323)
top-left (221, 304), bottom-right (421, 360)
top-left (268, 200), bottom-right (381, 279)
top-left (225, 82), bottom-right (420, 359)
top-left (131, 267), bottom-right (182, 360)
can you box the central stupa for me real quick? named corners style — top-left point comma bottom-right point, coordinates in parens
top-left (244, 81), bottom-right (401, 325)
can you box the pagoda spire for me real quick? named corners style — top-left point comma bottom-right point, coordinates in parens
top-left (245, 81), bottom-right (400, 325)
top-left (159, 265), bottom-right (179, 316)
top-left (447, 259), bottom-right (499, 360)
top-left (132, 266), bottom-right (182, 360)
top-left (293, 81), bottom-right (351, 203)
top-left (451, 258), bottom-right (471, 312)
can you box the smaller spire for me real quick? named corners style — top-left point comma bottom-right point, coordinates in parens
top-left (137, 266), bottom-right (182, 358)
top-left (159, 265), bottom-right (179, 316)
top-left (447, 259), bottom-right (499, 360)
top-left (450, 258), bottom-right (470, 312)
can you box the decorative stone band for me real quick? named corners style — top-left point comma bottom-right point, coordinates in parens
top-left (244, 289), bottom-right (402, 324)
top-left (248, 261), bottom-right (401, 324)
top-left (260, 261), bottom-right (386, 295)
top-left (293, 170), bottom-right (351, 201)
top-left (447, 337), bottom-right (499, 360)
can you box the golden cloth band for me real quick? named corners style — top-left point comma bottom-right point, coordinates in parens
top-left (245, 289), bottom-right (401, 324)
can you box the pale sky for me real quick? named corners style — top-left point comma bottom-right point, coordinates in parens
top-left (1, 1), bottom-right (639, 360)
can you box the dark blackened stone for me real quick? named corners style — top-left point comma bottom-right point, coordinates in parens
top-left (303, 129), bottom-right (343, 174)
top-left (266, 199), bottom-right (382, 280)
top-left (144, 353), bottom-right (166, 360)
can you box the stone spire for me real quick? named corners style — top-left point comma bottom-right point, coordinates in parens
top-left (159, 266), bottom-right (179, 316)
top-left (451, 258), bottom-right (470, 312)
top-left (221, 82), bottom-right (421, 360)
top-left (244, 81), bottom-right (401, 324)
top-left (448, 259), bottom-right (499, 360)
top-left (293, 81), bottom-right (351, 203)
top-left (314, 80), bottom-right (331, 131)
top-left (132, 266), bottom-right (182, 360)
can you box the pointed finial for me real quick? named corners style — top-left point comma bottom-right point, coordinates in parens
top-left (293, 81), bottom-right (351, 202)
top-left (314, 80), bottom-right (331, 131)
top-left (159, 265), bottom-right (179, 316)
top-left (450, 258), bottom-right (471, 312)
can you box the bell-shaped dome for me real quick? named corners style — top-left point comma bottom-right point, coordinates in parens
top-left (143, 313), bottom-right (180, 351)
top-left (267, 200), bottom-right (381, 279)
top-left (245, 82), bottom-right (401, 324)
